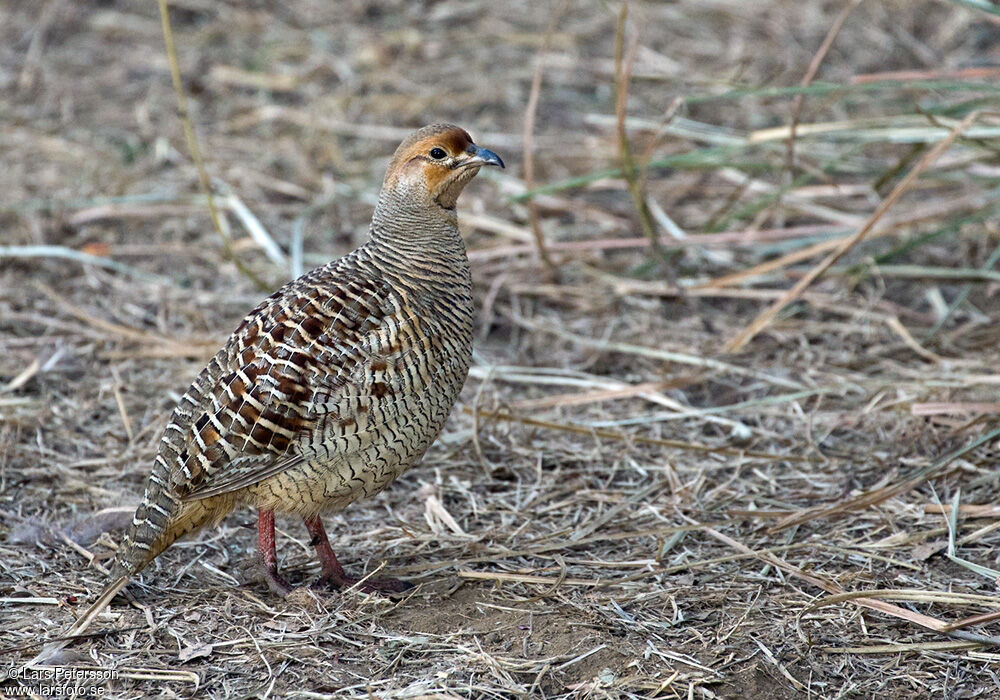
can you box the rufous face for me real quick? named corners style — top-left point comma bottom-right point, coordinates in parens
top-left (385, 125), bottom-right (504, 208)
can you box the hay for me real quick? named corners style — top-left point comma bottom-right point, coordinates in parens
top-left (3, 1), bottom-right (1000, 697)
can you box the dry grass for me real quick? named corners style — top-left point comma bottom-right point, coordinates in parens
top-left (3, 1), bottom-right (1000, 697)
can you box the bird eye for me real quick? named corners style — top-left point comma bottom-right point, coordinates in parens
top-left (429, 147), bottom-right (447, 160)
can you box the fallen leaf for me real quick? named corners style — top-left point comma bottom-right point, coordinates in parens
top-left (178, 642), bottom-right (214, 663)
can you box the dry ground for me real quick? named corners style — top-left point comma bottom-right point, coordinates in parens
top-left (3, 1), bottom-right (1000, 698)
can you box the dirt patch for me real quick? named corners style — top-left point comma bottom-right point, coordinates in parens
top-left (717, 662), bottom-right (801, 700)
top-left (388, 585), bottom-right (638, 690)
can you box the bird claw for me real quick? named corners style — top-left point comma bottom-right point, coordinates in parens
top-left (262, 570), bottom-right (294, 597)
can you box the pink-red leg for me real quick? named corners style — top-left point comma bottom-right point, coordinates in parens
top-left (257, 509), bottom-right (292, 596)
top-left (303, 515), bottom-right (412, 594)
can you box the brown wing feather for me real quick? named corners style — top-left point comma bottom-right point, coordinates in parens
top-left (170, 265), bottom-right (414, 500)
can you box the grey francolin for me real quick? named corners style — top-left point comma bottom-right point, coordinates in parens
top-left (33, 123), bottom-right (503, 662)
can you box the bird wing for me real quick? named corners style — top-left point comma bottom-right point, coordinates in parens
top-left (170, 263), bottom-right (433, 502)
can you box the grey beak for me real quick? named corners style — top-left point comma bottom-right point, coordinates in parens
top-left (465, 144), bottom-right (505, 169)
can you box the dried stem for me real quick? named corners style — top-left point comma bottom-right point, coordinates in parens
top-left (521, 0), bottom-right (568, 272)
top-left (785, 0), bottom-right (862, 173)
top-left (613, 4), bottom-right (666, 262)
top-left (158, 0), bottom-right (269, 291)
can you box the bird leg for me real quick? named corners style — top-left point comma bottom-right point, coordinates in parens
top-left (303, 515), bottom-right (413, 594)
top-left (257, 509), bottom-right (292, 596)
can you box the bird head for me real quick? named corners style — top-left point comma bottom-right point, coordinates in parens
top-left (382, 124), bottom-right (505, 210)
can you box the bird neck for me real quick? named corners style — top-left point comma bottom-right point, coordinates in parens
top-left (367, 190), bottom-right (469, 271)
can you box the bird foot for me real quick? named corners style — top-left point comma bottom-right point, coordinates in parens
top-left (261, 567), bottom-right (294, 597)
top-left (313, 572), bottom-right (414, 595)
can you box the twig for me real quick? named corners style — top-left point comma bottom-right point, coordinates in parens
top-left (838, 263), bottom-right (1000, 284)
top-left (912, 403), bottom-right (1000, 416)
top-left (724, 109), bottom-right (987, 352)
top-left (769, 424), bottom-right (1000, 532)
top-left (467, 408), bottom-right (811, 462)
top-left (588, 387), bottom-right (838, 428)
top-left (509, 313), bottom-right (806, 389)
top-left (613, 5), bottom-right (664, 261)
top-left (219, 189), bottom-right (287, 267)
top-left (0, 245), bottom-right (171, 283)
top-left (34, 282), bottom-right (215, 354)
top-left (457, 570), bottom-right (599, 587)
top-left (699, 188), bottom-right (998, 290)
top-left (521, 0), bottom-right (567, 271)
top-left (510, 142), bottom-right (746, 202)
top-left (851, 65), bottom-right (1000, 83)
top-left (689, 519), bottom-right (1000, 648)
top-left (467, 226), bottom-right (841, 262)
top-left (786, 0), bottom-right (862, 172)
top-left (925, 221), bottom-right (1000, 339)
